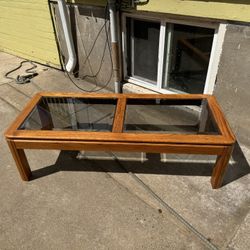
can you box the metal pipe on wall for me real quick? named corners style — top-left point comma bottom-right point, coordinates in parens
top-left (108, 0), bottom-right (122, 93)
top-left (57, 0), bottom-right (76, 73)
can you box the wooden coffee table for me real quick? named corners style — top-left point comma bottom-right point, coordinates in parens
top-left (5, 92), bottom-right (235, 189)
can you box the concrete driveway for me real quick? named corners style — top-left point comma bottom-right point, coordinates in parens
top-left (0, 52), bottom-right (249, 249)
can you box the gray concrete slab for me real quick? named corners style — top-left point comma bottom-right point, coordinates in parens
top-left (0, 52), bottom-right (249, 249)
top-left (76, 150), bottom-right (250, 249)
top-left (0, 150), bottom-right (207, 249)
top-left (227, 212), bottom-right (250, 250)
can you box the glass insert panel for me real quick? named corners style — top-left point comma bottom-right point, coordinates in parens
top-left (124, 99), bottom-right (219, 135)
top-left (163, 24), bottom-right (214, 94)
top-left (18, 97), bottom-right (117, 132)
top-left (128, 18), bottom-right (160, 84)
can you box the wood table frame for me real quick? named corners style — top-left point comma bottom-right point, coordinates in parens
top-left (5, 92), bottom-right (235, 189)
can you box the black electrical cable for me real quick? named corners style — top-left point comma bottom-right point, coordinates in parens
top-left (74, 10), bottom-right (108, 76)
top-left (75, 5), bottom-right (109, 81)
top-left (80, 39), bottom-right (108, 80)
top-left (5, 60), bottom-right (38, 84)
top-left (56, 3), bottom-right (114, 93)
top-left (5, 2), bottom-right (114, 90)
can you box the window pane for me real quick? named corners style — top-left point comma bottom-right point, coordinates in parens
top-left (129, 19), bottom-right (160, 84)
top-left (163, 24), bottom-right (214, 93)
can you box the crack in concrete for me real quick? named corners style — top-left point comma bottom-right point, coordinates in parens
top-left (6, 83), bottom-right (32, 99)
top-left (0, 96), bottom-right (21, 112)
top-left (95, 153), bottom-right (217, 250)
top-left (223, 206), bottom-right (250, 249)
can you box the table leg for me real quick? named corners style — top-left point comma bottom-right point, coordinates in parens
top-left (7, 140), bottom-right (31, 181)
top-left (211, 146), bottom-right (233, 189)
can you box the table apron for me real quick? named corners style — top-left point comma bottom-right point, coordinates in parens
top-left (13, 139), bottom-right (226, 155)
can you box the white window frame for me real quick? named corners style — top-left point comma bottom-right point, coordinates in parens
top-left (121, 13), bottom-right (226, 94)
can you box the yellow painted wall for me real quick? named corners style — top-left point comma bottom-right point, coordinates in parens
top-left (138, 0), bottom-right (250, 23)
top-left (1, 0), bottom-right (249, 69)
top-left (0, 0), bottom-right (60, 67)
top-left (69, 0), bottom-right (250, 23)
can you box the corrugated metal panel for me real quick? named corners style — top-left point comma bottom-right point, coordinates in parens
top-left (0, 0), bottom-right (60, 67)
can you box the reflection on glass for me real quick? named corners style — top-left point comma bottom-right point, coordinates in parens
top-left (124, 99), bottom-right (219, 135)
top-left (128, 18), bottom-right (160, 84)
top-left (163, 24), bottom-right (214, 93)
top-left (18, 97), bottom-right (117, 132)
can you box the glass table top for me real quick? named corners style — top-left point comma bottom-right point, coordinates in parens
top-left (18, 96), bottom-right (220, 135)
top-left (19, 97), bottom-right (117, 132)
top-left (124, 98), bottom-right (219, 135)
